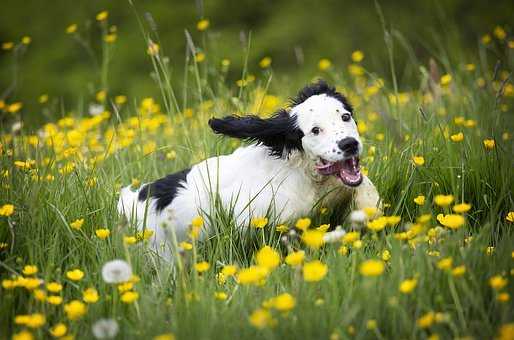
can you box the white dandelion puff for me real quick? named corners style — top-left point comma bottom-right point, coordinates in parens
top-left (92, 318), bottom-right (119, 339)
top-left (350, 210), bottom-right (366, 224)
top-left (101, 259), bottom-right (132, 284)
top-left (323, 226), bottom-right (346, 243)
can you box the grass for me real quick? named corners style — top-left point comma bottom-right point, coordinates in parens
top-left (1, 7), bottom-right (514, 340)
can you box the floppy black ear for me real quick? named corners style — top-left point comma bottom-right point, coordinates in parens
top-left (209, 109), bottom-right (304, 158)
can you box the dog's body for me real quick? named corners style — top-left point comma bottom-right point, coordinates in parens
top-left (118, 81), bottom-right (380, 257)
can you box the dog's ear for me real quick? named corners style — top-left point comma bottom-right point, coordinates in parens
top-left (209, 109), bottom-right (304, 157)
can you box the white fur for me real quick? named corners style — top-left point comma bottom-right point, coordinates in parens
top-left (117, 94), bottom-right (380, 258)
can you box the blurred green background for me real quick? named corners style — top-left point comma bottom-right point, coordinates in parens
top-left (1, 0), bottom-right (513, 120)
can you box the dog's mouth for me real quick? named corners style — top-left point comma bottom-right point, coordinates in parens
top-left (315, 156), bottom-right (363, 187)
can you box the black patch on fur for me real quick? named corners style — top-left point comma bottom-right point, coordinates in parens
top-left (209, 109), bottom-right (304, 158)
top-left (138, 168), bottom-right (191, 211)
top-left (290, 79), bottom-right (354, 114)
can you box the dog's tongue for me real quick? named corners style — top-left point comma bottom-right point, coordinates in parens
top-left (338, 157), bottom-right (362, 186)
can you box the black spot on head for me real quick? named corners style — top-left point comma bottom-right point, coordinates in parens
top-left (138, 168), bottom-right (191, 211)
top-left (209, 109), bottom-right (304, 158)
top-left (290, 79), bottom-right (354, 114)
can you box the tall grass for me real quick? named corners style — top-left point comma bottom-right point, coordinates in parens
top-left (0, 6), bottom-right (513, 340)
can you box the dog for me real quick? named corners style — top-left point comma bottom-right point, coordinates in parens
top-left (118, 80), bottom-right (380, 257)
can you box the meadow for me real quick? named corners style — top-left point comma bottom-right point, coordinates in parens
top-left (1, 8), bottom-right (514, 340)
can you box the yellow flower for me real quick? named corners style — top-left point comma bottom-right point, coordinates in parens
top-left (271, 293), bottom-right (296, 312)
top-left (22, 265), bottom-right (38, 276)
top-left (196, 19), bottom-right (210, 31)
top-left (47, 296), bottom-right (63, 305)
top-left (483, 139), bottom-right (495, 150)
top-left (121, 291), bottom-right (139, 303)
top-left (497, 323), bottom-right (514, 340)
top-left (251, 217), bottom-right (268, 229)
top-left (12, 330), bottom-right (34, 340)
top-left (481, 34), bottom-right (491, 44)
top-left (191, 216), bottom-right (204, 228)
top-left (0, 204), bottom-right (15, 216)
top-left (437, 214), bottom-right (465, 229)
top-left (295, 217), bottom-right (311, 231)
top-left (417, 312), bottom-right (435, 328)
top-left (64, 300), bottom-right (87, 320)
top-left (301, 230), bottom-right (325, 249)
top-left (285, 251), bottom-right (305, 266)
top-left (179, 241), bottom-right (193, 250)
top-left (367, 217), bottom-right (388, 232)
top-left (147, 41), bottom-right (160, 56)
top-left (436, 257), bottom-right (453, 270)
top-left (348, 64), bottom-right (365, 76)
top-left (382, 250), bottom-right (391, 261)
top-left (497, 293), bottom-right (510, 303)
top-left (359, 259), bottom-right (384, 277)
top-left (115, 95), bottom-right (127, 105)
top-left (351, 50), bottom-right (364, 62)
top-left (214, 291), bottom-right (228, 300)
top-left (412, 156), bottom-right (425, 166)
top-left (450, 132), bottom-right (464, 142)
top-left (259, 57), bottom-right (272, 69)
top-left (318, 58), bottom-right (332, 71)
top-left (95, 228), bottom-right (110, 239)
top-left (385, 216), bottom-right (401, 226)
top-left (2, 42), bottom-right (14, 50)
top-left (465, 63), bottom-right (476, 71)
top-left (249, 308), bottom-right (274, 329)
top-left (303, 260), bottom-right (328, 282)
top-left (70, 218), bottom-right (84, 230)
top-left (237, 266), bottom-right (269, 285)
top-left (255, 246), bottom-right (280, 270)
top-left (366, 319), bottom-right (377, 330)
top-left (118, 282), bottom-right (134, 293)
top-left (276, 224), bottom-right (289, 233)
top-left (489, 275), bottom-right (508, 290)
top-left (221, 265), bottom-right (237, 276)
top-left (342, 231), bottom-right (360, 244)
top-left (451, 265), bottom-right (466, 277)
top-left (452, 203), bottom-right (471, 214)
top-left (440, 74), bottom-right (452, 86)
top-left (66, 24), bottom-right (77, 34)
top-left (494, 26), bottom-right (506, 40)
top-left (195, 261), bottom-right (210, 273)
top-left (434, 194), bottom-right (454, 207)
top-left (96, 10), bottom-right (109, 21)
top-left (338, 245), bottom-right (349, 256)
top-left (21, 36), bottom-right (31, 45)
top-left (46, 282), bottom-right (62, 293)
top-left (195, 52), bottom-right (206, 63)
top-left (83, 288), bottom-right (99, 303)
top-left (413, 195), bottom-right (425, 205)
top-left (66, 269), bottom-right (85, 281)
top-left (506, 212), bottom-right (514, 223)
top-left (50, 323), bottom-right (67, 337)
top-left (399, 278), bottom-right (418, 294)
top-left (33, 289), bottom-right (46, 301)
top-left (124, 236), bottom-right (137, 245)
top-left (154, 334), bottom-right (176, 340)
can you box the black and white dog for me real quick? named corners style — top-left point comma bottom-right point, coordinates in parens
top-left (118, 80), bottom-right (380, 256)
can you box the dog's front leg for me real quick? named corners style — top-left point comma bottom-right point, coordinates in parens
top-left (354, 176), bottom-right (381, 212)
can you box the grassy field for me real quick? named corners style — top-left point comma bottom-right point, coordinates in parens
top-left (1, 9), bottom-right (514, 340)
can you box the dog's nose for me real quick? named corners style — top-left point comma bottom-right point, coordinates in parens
top-left (337, 137), bottom-right (359, 154)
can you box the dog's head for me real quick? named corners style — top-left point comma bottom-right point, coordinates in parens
top-left (209, 80), bottom-right (363, 187)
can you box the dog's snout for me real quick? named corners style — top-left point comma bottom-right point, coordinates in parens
top-left (337, 137), bottom-right (359, 154)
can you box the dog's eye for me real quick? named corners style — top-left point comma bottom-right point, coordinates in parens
top-left (311, 127), bottom-right (320, 135)
top-left (342, 113), bottom-right (351, 122)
